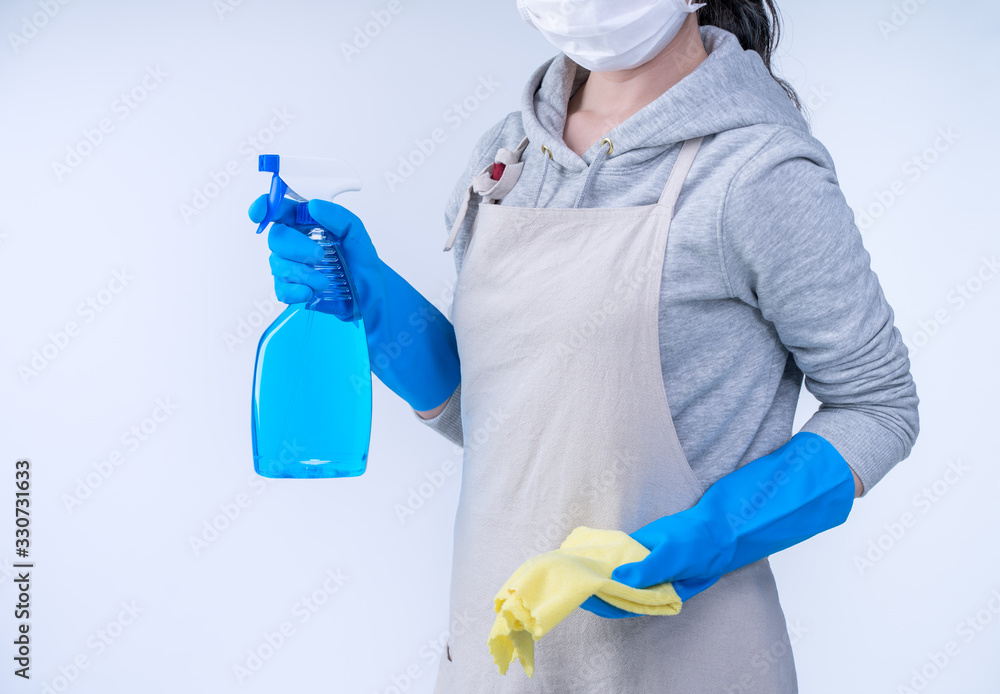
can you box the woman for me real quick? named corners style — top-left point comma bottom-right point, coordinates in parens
top-left (255, 1), bottom-right (919, 691)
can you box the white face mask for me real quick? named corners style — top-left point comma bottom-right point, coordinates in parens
top-left (517, 0), bottom-right (706, 72)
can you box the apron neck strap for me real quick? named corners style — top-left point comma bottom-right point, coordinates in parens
top-left (657, 136), bottom-right (704, 215)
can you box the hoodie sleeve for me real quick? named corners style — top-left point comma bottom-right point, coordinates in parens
top-left (719, 127), bottom-right (919, 496)
top-left (410, 115), bottom-right (512, 446)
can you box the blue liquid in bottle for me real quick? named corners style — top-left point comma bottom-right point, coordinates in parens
top-left (252, 214), bottom-right (372, 478)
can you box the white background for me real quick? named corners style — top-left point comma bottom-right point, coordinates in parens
top-left (1, 0), bottom-right (997, 692)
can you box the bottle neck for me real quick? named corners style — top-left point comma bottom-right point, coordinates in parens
top-left (304, 226), bottom-right (359, 321)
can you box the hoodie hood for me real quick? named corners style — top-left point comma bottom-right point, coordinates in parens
top-left (520, 24), bottom-right (809, 172)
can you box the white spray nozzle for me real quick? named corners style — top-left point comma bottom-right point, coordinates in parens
top-left (256, 155), bottom-right (362, 233)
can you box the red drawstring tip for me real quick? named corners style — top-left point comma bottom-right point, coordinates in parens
top-left (491, 162), bottom-right (506, 181)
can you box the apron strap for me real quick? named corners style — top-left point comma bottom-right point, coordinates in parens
top-left (657, 136), bottom-right (704, 215)
top-left (445, 135), bottom-right (703, 252)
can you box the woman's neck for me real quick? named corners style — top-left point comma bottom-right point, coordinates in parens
top-left (566, 14), bottom-right (709, 142)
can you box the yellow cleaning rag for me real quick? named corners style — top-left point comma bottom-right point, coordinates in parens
top-left (488, 526), bottom-right (683, 677)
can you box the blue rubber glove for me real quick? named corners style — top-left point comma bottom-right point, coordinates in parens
top-left (249, 195), bottom-right (460, 412)
top-left (580, 432), bottom-right (857, 619)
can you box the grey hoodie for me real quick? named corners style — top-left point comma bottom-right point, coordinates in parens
top-left (415, 25), bottom-right (919, 497)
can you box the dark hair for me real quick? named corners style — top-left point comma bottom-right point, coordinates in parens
top-left (697, 1), bottom-right (801, 110)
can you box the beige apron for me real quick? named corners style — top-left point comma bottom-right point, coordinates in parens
top-left (437, 137), bottom-right (797, 693)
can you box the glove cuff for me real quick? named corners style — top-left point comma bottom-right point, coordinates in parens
top-left (694, 432), bottom-right (856, 575)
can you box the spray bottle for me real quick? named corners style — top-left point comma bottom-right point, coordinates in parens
top-left (251, 155), bottom-right (371, 478)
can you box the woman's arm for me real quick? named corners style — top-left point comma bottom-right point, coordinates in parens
top-left (411, 382), bottom-right (463, 447)
top-left (851, 468), bottom-right (863, 497)
top-left (720, 127), bottom-right (920, 496)
top-left (414, 393), bottom-right (453, 420)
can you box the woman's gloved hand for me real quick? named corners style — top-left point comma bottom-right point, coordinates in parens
top-left (249, 195), bottom-right (461, 412)
top-left (580, 432), bottom-right (858, 619)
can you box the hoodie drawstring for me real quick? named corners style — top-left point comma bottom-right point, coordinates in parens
top-left (574, 137), bottom-right (613, 209)
top-left (532, 137), bottom-right (613, 209)
top-left (532, 144), bottom-right (553, 208)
